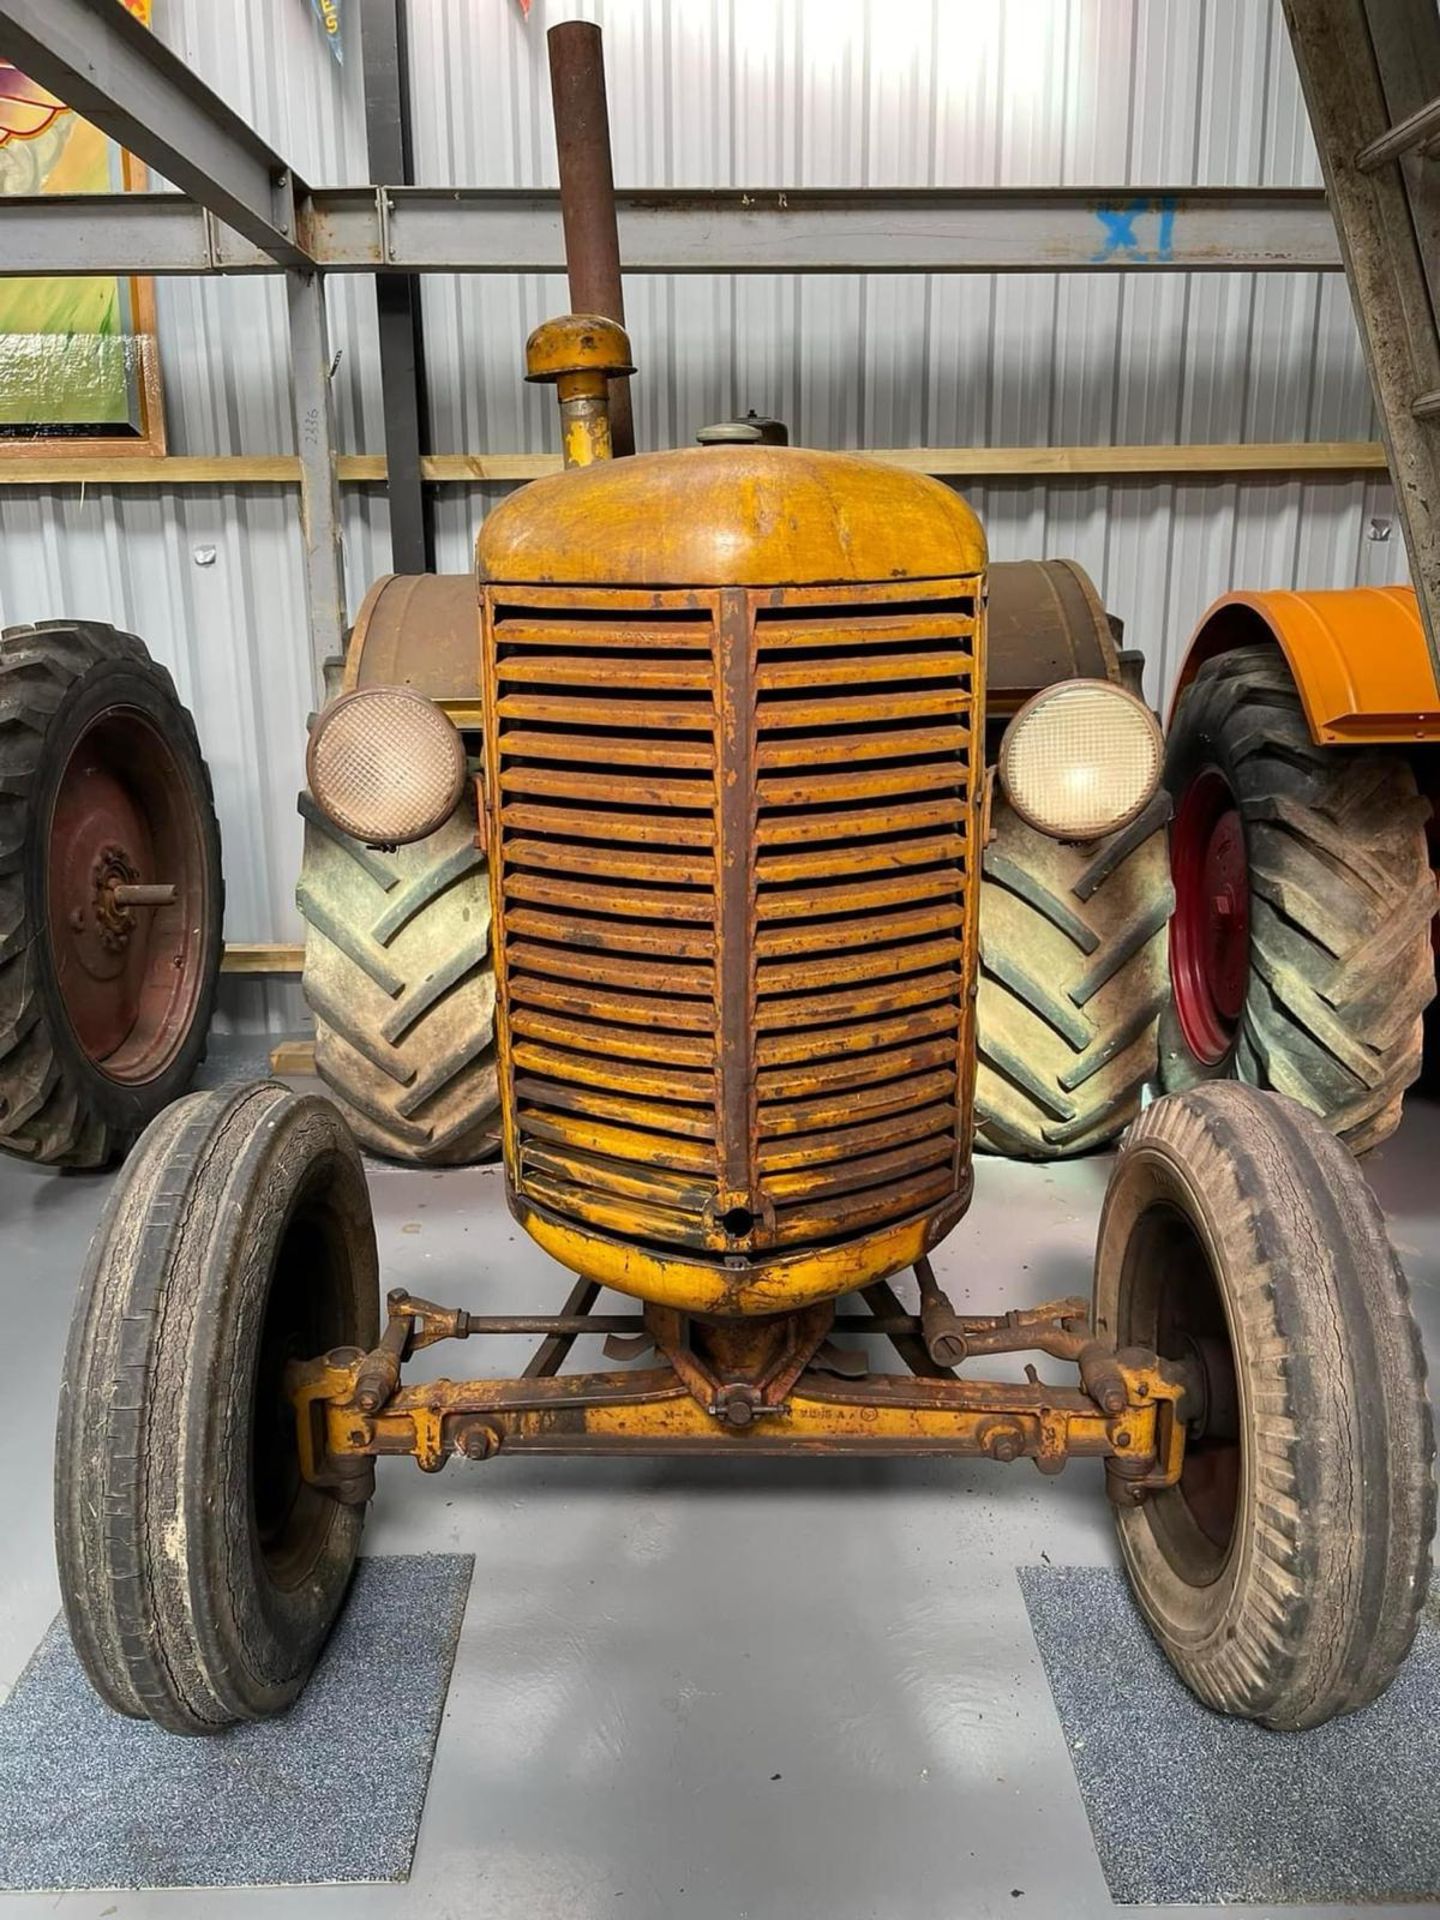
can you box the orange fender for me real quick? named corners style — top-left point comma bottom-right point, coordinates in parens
top-left (1169, 586), bottom-right (1440, 744)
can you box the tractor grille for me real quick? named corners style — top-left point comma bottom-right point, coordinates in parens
top-left (483, 580), bottom-right (980, 1263)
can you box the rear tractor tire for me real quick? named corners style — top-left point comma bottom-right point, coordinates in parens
top-left (55, 1082), bottom-right (379, 1734)
top-left (1095, 1081), bottom-right (1435, 1729)
top-left (0, 619), bottom-right (223, 1168)
top-left (296, 789), bottom-right (500, 1166)
top-left (1165, 644), bottom-right (1436, 1152)
top-left (975, 792), bottom-right (1173, 1157)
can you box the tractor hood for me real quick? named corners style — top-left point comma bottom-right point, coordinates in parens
top-left (475, 443), bottom-right (986, 588)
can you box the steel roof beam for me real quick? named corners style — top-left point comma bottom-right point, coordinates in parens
top-left (0, 0), bottom-right (311, 268)
top-left (1, 185), bottom-right (1342, 279)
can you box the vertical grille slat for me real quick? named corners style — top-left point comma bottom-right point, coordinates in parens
top-left (486, 581), bottom-right (979, 1265)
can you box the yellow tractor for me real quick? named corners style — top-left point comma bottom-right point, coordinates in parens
top-left (54, 307), bottom-right (1434, 1738)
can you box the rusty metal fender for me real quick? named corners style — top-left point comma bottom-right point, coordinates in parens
top-left (1169, 585), bottom-right (1440, 743)
top-left (344, 572), bottom-right (483, 729)
top-left (985, 558), bottom-right (1120, 717)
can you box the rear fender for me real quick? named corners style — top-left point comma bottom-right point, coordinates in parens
top-left (1169, 586), bottom-right (1440, 743)
top-left (345, 573), bottom-right (482, 728)
top-left (986, 558), bottom-right (1120, 718)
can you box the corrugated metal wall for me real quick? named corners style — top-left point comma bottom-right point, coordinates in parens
top-left (0, 0), bottom-right (1409, 1033)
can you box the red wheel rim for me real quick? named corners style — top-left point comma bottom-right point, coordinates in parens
top-left (45, 707), bottom-right (208, 1084)
top-left (1170, 766), bottom-right (1249, 1066)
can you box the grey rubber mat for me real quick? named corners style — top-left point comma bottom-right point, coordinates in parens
top-left (1019, 1563), bottom-right (1440, 1904)
top-left (0, 1552), bottom-right (472, 1891)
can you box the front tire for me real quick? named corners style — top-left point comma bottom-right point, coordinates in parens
top-left (975, 792), bottom-right (1172, 1157)
top-left (1094, 1081), bottom-right (1434, 1729)
top-left (54, 1082), bottom-right (379, 1734)
top-left (1164, 645), bottom-right (1435, 1151)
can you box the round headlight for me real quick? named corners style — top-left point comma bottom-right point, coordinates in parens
top-left (998, 679), bottom-right (1162, 841)
top-left (306, 686), bottom-right (467, 846)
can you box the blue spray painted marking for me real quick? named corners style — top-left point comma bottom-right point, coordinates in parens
top-left (1093, 195), bottom-right (1178, 263)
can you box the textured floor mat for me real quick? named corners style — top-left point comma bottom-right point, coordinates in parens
top-left (1019, 1563), bottom-right (1440, 1904)
top-left (0, 1553), bottom-right (472, 1891)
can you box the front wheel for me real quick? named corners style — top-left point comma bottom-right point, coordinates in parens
top-left (54, 1082), bottom-right (379, 1734)
top-left (1094, 1081), bottom-right (1434, 1729)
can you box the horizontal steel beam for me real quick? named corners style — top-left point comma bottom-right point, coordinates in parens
top-left (0, 0), bottom-right (310, 267)
top-left (1, 185), bottom-right (1342, 277)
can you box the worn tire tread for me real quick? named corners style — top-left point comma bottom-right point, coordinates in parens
top-left (1098, 1082), bottom-right (1435, 1728)
top-left (1164, 645), bottom-right (1435, 1152)
top-left (54, 1083), bottom-right (379, 1735)
top-left (297, 794), bottom-right (500, 1166)
top-left (976, 793), bottom-right (1173, 1157)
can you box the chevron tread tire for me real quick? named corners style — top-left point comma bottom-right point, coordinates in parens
top-left (1164, 645), bottom-right (1435, 1153)
top-left (975, 791), bottom-right (1173, 1158)
top-left (0, 620), bottom-right (223, 1169)
top-left (297, 791), bottom-right (500, 1166)
top-left (1095, 1082), bottom-right (1434, 1728)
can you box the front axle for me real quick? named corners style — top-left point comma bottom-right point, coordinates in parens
top-left (287, 1267), bottom-right (1192, 1495)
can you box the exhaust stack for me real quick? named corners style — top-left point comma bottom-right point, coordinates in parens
top-left (547, 22), bottom-right (635, 456)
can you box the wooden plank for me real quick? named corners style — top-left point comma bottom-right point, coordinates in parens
top-left (416, 453), bottom-right (559, 481)
top-left (3, 455), bottom-right (302, 485)
top-left (0, 452), bottom-right (559, 486)
top-left (269, 1039), bottom-right (317, 1075)
top-left (222, 942), bottom-right (305, 972)
top-left (0, 441), bottom-right (1390, 489)
top-left (871, 441), bottom-right (1390, 476)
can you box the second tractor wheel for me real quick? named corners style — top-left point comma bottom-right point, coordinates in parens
top-left (55, 1082), bottom-right (379, 1733)
top-left (1165, 644), bottom-right (1436, 1152)
top-left (0, 619), bottom-right (223, 1168)
top-left (1095, 1081), bottom-right (1435, 1728)
top-left (975, 792), bottom-right (1173, 1157)
top-left (296, 790), bottom-right (501, 1165)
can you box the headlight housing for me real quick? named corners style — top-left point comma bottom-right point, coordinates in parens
top-left (306, 686), bottom-right (467, 846)
top-left (998, 679), bottom-right (1162, 841)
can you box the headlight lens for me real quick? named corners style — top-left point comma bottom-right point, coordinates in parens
top-left (306, 686), bottom-right (467, 846)
top-left (998, 679), bottom-right (1162, 841)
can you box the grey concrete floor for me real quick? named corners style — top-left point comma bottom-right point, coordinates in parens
top-left (2, 1053), bottom-right (1438, 1919)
